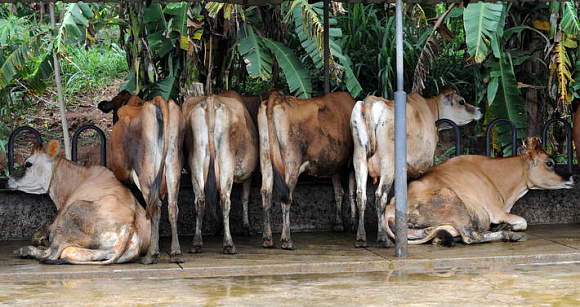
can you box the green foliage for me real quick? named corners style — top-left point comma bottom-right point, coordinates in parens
top-left (463, 2), bottom-right (504, 63)
top-left (262, 38), bottom-right (312, 98)
top-left (237, 26), bottom-right (273, 80)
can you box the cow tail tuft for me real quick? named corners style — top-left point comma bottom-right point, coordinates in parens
top-left (205, 156), bottom-right (218, 214)
top-left (435, 230), bottom-right (455, 247)
top-left (146, 103), bottom-right (167, 219)
top-left (273, 166), bottom-right (290, 204)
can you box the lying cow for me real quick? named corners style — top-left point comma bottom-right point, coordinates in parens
top-left (8, 140), bottom-right (150, 264)
top-left (259, 90), bottom-right (356, 249)
top-left (386, 137), bottom-right (574, 246)
top-left (99, 92), bottom-right (185, 264)
top-left (351, 86), bottom-right (482, 247)
top-left (182, 93), bottom-right (258, 254)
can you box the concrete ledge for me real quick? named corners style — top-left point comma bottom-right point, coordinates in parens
top-left (1, 224), bottom-right (579, 282)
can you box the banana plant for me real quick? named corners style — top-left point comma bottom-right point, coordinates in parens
top-left (548, 1), bottom-right (580, 109)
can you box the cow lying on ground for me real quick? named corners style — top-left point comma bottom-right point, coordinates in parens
top-left (259, 90), bottom-right (356, 249)
top-left (98, 92), bottom-right (185, 264)
top-left (386, 137), bottom-right (574, 246)
top-left (350, 86), bottom-right (482, 247)
top-left (182, 93), bottom-right (258, 254)
top-left (8, 140), bottom-right (150, 264)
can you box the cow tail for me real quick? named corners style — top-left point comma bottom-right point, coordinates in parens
top-left (363, 98), bottom-right (376, 158)
top-left (146, 102), bottom-right (167, 219)
top-left (273, 165), bottom-right (290, 204)
top-left (205, 97), bottom-right (218, 215)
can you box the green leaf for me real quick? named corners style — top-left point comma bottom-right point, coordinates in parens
top-left (463, 2), bottom-right (504, 63)
top-left (237, 26), bottom-right (272, 80)
top-left (262, 38), bottom-right (312, 98)
top-left (0, 35), bottom-right (44, 91)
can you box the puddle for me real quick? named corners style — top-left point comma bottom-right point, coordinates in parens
top-left (1, 263), bottom-right (578, 306)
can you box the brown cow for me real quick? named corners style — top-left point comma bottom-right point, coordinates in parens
top-left (99, 93), bottom-right (185, 264)
top-left (351, 86), bottom-right (482, 247)
top-left (182, 94), bottom-right (258, 254)
top-left (386, 137), bottom-right (574, 246)
top-left (8, 140), bottom-right (150, 264)
top-left (259, 91), bottom-right (356, 249)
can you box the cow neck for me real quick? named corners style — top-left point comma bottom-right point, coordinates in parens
top-left (48, 158), bottom-right (83, 211)
top-left (520, 155), bottom-right (530, 190)
top-left (482, 155), bottom-right (530, 211)
top-left (424, 96), bottom-right (440, 121)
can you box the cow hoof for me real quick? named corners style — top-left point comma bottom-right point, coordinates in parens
top-left (262, 237), bottom-right (275, 248)
top-left (378, 239), bottom-right (394, 248)
top-left (14, 246), bottom-right (43, 259)
top-left (504, 231), bottom-right (525, 242)
top-left (170, 253), bottom-right (184, 263)
top-left (333, 224), bottom-right (345, 232)
top-left (354, 240), bottom-right (367, 248)
top-left (140, 254), bottom-right (158, 265)
top-left (281, 240), bottom-right (296, 250)
top-left (188, 246), bottom-right (203, 254)
top-left (223, 246), bottom-right (238, 254)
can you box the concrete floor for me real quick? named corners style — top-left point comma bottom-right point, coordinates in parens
top-left (0, 224), bottom-right (579, 305)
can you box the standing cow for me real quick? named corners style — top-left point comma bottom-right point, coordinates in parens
top-left (259, 90), bottom-right (356, 249)
top-left (182, 94), bottom-right (258, 254)
top-left (386, 137), bottom-right (574, 245)
top-left (98, 93), bottom-right (185, 264)
top-left (351, 86), bottom-right (482, 247)
top-left (9, 140), bottom-right (150, 264)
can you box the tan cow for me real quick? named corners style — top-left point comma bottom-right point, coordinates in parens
top-left (259, 90), bottom-right (356, 249)
top-left (351, 86), bottom-right (482, 247)
top-left (99, 93), bottom-right (185, 264)
top-left (386, 137), bottom-right (574, 245)
top-left (182, 94), bottom-right (258, 254)
top-left (8, 140), bottom-right (150, 264)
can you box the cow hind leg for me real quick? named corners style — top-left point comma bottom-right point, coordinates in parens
top-left (375, 181), bottom-right (393, 248)
top-left (141, 200), bottom-right (161, 264)
top-left (348, 170), bottom-right (356, 233)
top-left (241, 178), bottom-right (254, 236)
top-left (331, 174), bottom-right (345, 232)
top-left (14, 245), bottom-right (46, 260)
top-left (280, 166), bottom-right (300, 250)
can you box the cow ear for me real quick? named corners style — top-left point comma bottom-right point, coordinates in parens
top-left (45, 140), bottom-right (60, 159)
top-left (98, 100), bottom-right (114, 113)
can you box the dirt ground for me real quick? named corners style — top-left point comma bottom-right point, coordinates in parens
top-left (1, 80), bottom-right (124, 174)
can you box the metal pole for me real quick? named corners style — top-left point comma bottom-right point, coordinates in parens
top-left (394, 0), bottom-right (408, 258)
top-left (50, 2), bottom-right (71, 159)
top-left (323, 0), bottom-right (330, 94)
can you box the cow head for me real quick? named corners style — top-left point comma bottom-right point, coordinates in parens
top-left (437, 85), bottom-right (482, 126)
top-left (520, 137), bottom-right (574, 190)
top-left (7, 140), bottom-right (60, 194)
top-left (98, 90), bottom-right (135, 123)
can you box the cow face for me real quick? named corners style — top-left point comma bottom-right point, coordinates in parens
top-left (521, 137), bottom-right (574, 190)
top-left (7, 140), bottom-right (60, 194)
top-left (438, 86), bottom-right (482, 126)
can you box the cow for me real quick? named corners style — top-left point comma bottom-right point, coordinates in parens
top-left (385, 137), bottom-right (575, 246)
top-left (98, 92), bottom-right (185, 264)
top-left (350, 86), bottom-right (482, 248)
top-left (182, 93), bottom-right (258, 254)
top-left (259, 90), bottom-right (356, 250)
top-left (8, 140), bottom-right (150, 264)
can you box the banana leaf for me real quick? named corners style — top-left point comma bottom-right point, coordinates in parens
top-left (262, 38), bottom-right (311, 98)
top-left (464, 2), bottom-right (504, 63)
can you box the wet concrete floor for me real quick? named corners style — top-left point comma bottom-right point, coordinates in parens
top-left (0, 224), bottom-right (578, 305)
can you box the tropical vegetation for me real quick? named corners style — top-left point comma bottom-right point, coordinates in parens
top-left (0, 1), bottom-right (579, 160)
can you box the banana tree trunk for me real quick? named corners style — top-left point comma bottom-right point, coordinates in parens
top-left (50, 2), bottom-right (71, 159)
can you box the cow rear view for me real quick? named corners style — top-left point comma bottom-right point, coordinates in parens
top-left (99, 93), bottom-right (185, 264)
top-left (183, 94), bottom-right (258, 254)
top-left (8, 140), bottom-right (150, 264)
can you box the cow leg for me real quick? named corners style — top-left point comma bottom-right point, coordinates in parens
top-left (14, 245), bottom-right (46, 260)
top-left (353, 148), bottom-right (368, 247)
top-left (259, 156), bottom-right (274, 248)
top-left (220, 187), bottom-right (237, 254)
top-left (141, 200), bottom-right (161, 264)
top-left (331, 174), bottom-right (345, 232)
top-left (166, 142), bottom-right (183, 263)
top-left (241, 178), bottom-right (254, 236)
top-left (375, 180), bottom-right (393, 248)
top-left (348, 170), bottom-right (356, 233)
top-left (459, 228), bottom-right (524, 244)
top-left (190, 195), bottom-right (205, 254)
top-left (280, 169), bottom-right (299, 250)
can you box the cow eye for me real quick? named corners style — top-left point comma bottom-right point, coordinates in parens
top-left (546, 160), bottom-right (554, 168)
top-left (25, 162), bottom-right (32, 168)
top-left (459, 99), bottom-right (465, 106)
